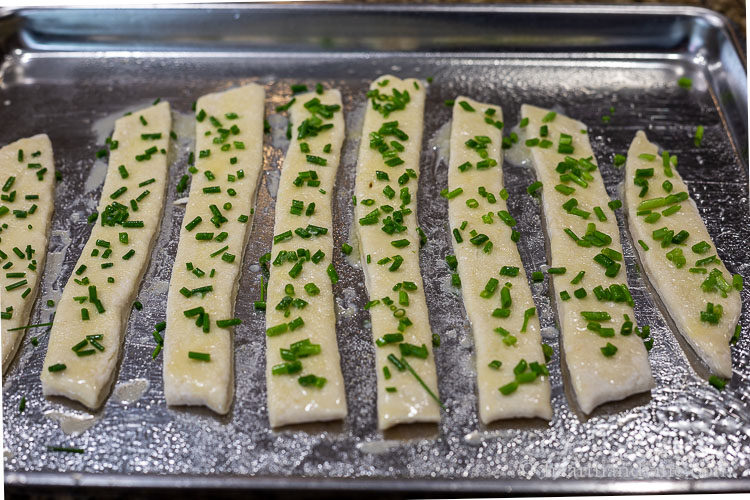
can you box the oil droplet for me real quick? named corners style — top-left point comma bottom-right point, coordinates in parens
top-left (44, 410), bottom-right (99, 436)
top-left (112, 378), bottom-right (150, 404)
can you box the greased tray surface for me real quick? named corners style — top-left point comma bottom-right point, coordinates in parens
top-left (2, 4), bottom-right (749, 495)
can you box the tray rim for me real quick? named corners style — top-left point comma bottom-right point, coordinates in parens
top-left (0, 2), bottom-right (744, 62)
top-left (2, 2), bottom-right (748, 495)
top-left (5, 471), bottom-right (750, 495)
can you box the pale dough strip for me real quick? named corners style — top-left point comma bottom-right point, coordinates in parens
top-left (448, 98), bottom-right (552, 423)
top-left (1, 134), bottom-right (55, 373)
top-left (42, 102), bottom-right (171, 409)
top-left (265, 90), bottom-right (347, 427)
top-left (353, 75), bottom-right (440, 429)
top-left (163, 84), bottom-right (265, 415)
top-left (522, 104), bottom-right (653, 414)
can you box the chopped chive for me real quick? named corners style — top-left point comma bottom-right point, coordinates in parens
top-left (6, 322), bottom-right (53, 332)
top-left (188, 351), bottom-right (211, 362)
top-left (499, 381), bottom-right (518, 395)
top-left (608, 200), bottom-right (622, 211)
top-left (400, 357), bottom-right (445, 410)
top-left (571, 270), bottom-right (585, 284)
top-left (110, 186), bottom-right (127, 199)
top-left (733, 274), bottom-right (743, 291)
top-left (185, 216), bottom-right (202, 231)
top-left (499, 266), bottom-right (519, 277)
top-left (708, 375), bottom-right (726, 390)
top-left (458, 101), bottom-right (475, 112)
top-left (527, 181), bottom-right (543, 196)
top-left (521, 307), bottom-right (536, 332)
top-left (216, 318), bottom-right (241, 328)
top-left (327, 263), bottom-right (339, 284)
top-left (694, 125), bottom-right (704, 147)
top-left (542, 111), bottom-right (557, 123)
top-left (600, 342), bottom-right (618, 357)
top-left (678, 77), bottom-right (692, 89)
top-left (48, 446), bottom-right (84, 453)
top-left (441, 187), bottom-right (463, 200)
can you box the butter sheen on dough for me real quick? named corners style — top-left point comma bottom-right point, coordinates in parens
top-left (1, 134), bottom-right (55, 374)
top-left (163, 85), bottom-right (265, 415)
top-left (447, 98), bottom-right (552, 423)
top-left (265, 90), bottom-right (347, 427)
top-left (42, 103), bottom-right (171, 409)
top-left (354, 75), bottom-right (440, 429)
top-left (521, 104), bottom-right (653, 414)
top-left (624, 131), bottom-right (740, 379)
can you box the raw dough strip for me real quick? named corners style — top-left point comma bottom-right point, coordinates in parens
top-left (164, 84), bottom-right (265, 415)
top-left (353, 75), bottom-right (441, 429)
top-left (1, 135), bottom-right (55, 373)
top-left (521, 104), bottom-right (653, 414)
top-left (41, 102), bottom-right (171, 409)
top-left (624, 131), bottom-right (741, 379)
top-left (446, 98), bottom-right (552, 423)
top-left (265, 90), bottom-right (347, 427)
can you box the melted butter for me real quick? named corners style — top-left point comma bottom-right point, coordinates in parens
top-left (90, 103), bottom-right (194, 193)
top-left (502, 124), bottom-right (533, 168)
top-left (268, 114), bottom-right (290, 151)
top-left (344, 229), bottom-right (361, 269)
top-left (343, 101), bottom-right (367, 156)
top-left (143, 280), bottom-right (169, 297)
top-left (428, 119), bottom-right (452, 162)
top-left (265, 169), bottom-right (281, 199)
top-left (341, 102), bottom-right (368, 270)
top-left (356, 440), bottom-right (401, 454)
top-left (45, 229), bottom-right (72, 289)
top-left (540, 326), bottom-right (560, 339)
top-left (91, 99), bottom-right (154, 145)
top-left (84, 159), bottom-right (108, 193)
top-left (170, 110), bottom-right (196, 153)
top-left (335, 287), bottom-right (358, 319)
top-left (112, 378), bottom-right (150, 404)
top-left (44, 410), bottom-right (99, 436)
top-left (463, 430), bottom-right (485, 446)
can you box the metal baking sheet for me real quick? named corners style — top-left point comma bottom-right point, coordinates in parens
top-left (2, 4), bottom-right (749, 495)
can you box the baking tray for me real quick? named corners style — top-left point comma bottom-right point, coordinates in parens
top-left (2, 3), bottom-right (748, 496)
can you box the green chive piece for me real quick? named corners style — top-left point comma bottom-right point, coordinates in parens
top-left (458, 101), bottom-right (475, 112)
top-left (521, 307), bottom-right (536, 332)
top-left (400, 357), bottom-right (445, 410)
top-left (678, 77), bottom-right (692, 89)
top-left (694, 125), bottom-right (704, 147)
top-left (527, 181), bottom-right (543, 196)
top-left (499, 381), bottom-right (518, 395)
top-left (48, 446), bottom-right (84, 453)
top-left (188, 351), bottom-right (211, 362)
top-left (708, 375), bottom-right (726, 390)
top-left (600, 342), bottom-right (618, 357)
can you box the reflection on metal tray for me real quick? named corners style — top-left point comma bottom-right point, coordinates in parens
top-left (2, 4), bottom-right (748, 496)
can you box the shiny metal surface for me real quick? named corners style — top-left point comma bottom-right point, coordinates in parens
top-left (2, 4), bottom-right (748, 495)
